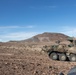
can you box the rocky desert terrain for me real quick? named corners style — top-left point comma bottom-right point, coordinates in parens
top-left (0, 32), bottom-right (76, 75)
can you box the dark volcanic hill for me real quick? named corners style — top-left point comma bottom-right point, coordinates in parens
top-left (23, 32), bottom-right (69, 42)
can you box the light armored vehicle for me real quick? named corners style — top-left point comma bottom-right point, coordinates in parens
top-left (47, 37), bottom-right (76, 61)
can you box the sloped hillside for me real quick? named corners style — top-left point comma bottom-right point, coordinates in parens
top-left (24, 32), bottom-right (69, 42)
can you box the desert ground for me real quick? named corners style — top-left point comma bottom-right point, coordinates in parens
top-left (0, 41), bottom-right (76, 75)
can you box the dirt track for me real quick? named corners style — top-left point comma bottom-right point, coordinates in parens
top-left (0, 49), bottom-right (76, 75)
top-left (0, 42), bottom-right (76, 75)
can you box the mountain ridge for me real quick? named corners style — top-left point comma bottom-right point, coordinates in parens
top-left (21, 32), bottom-right (69, 43)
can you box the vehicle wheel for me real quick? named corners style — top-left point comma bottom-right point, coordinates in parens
top-left (69, 54), bottom-right (76, 62)
top-left (49, 52), bottom-right (58, 60)
top-left (59, 54), bottom-right (66, 61)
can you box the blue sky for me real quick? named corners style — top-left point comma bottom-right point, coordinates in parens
top-left (0, 0), bottom-right (76, 42)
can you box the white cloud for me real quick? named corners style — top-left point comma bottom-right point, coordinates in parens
top-left (26, 26), bottom-right (34, 28)
top-left (61, 26), bottom-right (76, 37)
top-left (0, 32), bottom-right (38, 42)
top-left (0, 25), bottom-right (36, 42)
top-left (0, 26), bottom-right (19, 29)
top-left (0, 25), bottom-right (34, 29)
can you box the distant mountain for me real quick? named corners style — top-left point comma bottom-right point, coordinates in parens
top-left (22, 32), bottom-right (69, 42)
